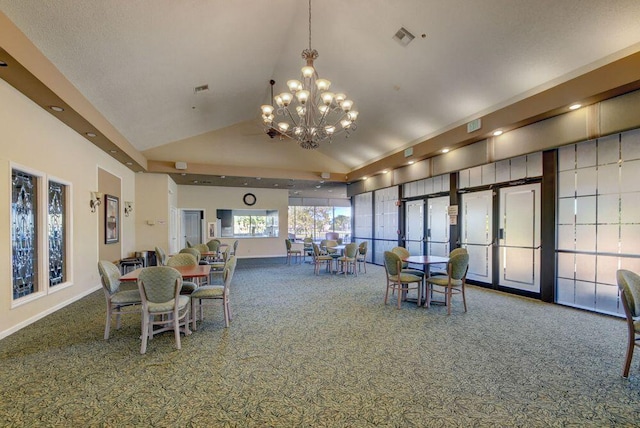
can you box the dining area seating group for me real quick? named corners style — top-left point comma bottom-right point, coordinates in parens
top-left (382, 245), bottom-right (469, 314)
top-left (98, 244), bottom-right (237, 354)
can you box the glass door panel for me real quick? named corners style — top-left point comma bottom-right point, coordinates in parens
top-left (498, 183), bottom-right (541, 292)
top-left (427, 196), bottom-right (449, 257)
top-left (405, 200), bottom-right (424, 255)
top-left (461, 190), bottom-right (493, 284)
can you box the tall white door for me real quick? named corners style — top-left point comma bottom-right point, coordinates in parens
top-left (498, 183), bottom-right (541, 292)
top-left (427, 196), bottom-right (449, 257)
top-left (181, 210), bottom-right (202, 248)
top-left (405, 200), bottom-right (424, 255)
top-left (461, 190), bottom-right (493, 284)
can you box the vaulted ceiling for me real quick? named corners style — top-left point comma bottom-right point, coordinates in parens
top-left (2, 1), bottom-right (640, 197)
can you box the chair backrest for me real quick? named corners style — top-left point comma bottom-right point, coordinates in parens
top-left (391, 246), bottom-right (410, 268)
top-left (449, 247), bottom-right (468, 258)
top-left (192, 243), bottom-right (209, 255)
top-left (448, 252), bottom-right (470, 280)
top-left (312, 243), bottom-right (322, 258)
top-left (233, 240), bottom-right (239, 253)
top-left (303, 237), bottom-right (313, 247)
top-left (98, 260), bottom-right (121, 294)
top-left (179, 247), bottom-right (201, 262)
top-left (383, 251), bottom-right (402, 276)
top-left (223, 256), bottom-right (238, 286)
top-left (220, 245), bottom-right (231, 262)
top-left (138, 266), bottom-right (182, 304)
top-left (167, 253), bottom-right (197, 267)
top-left (617, 269), bottom-right (640, 317)
top-left (154, 247), bottom-right (167, 266)
top-left (358, 241), bottom-right (368, 255)
top-left (186, 240), bottom-right (193, 248)
top-left (206, 239), bottom-right (220, 252)
top-left (344, 243), bottom-right (358, 258)
top-left (337, 238), bottom-right (343, 245)
top-left (285, 239), bottom-right (293, 250)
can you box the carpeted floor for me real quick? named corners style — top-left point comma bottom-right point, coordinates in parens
top-left (1, 258), bottom-right (639, 427)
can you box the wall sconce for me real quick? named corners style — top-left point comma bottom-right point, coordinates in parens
top-left (124, 201), bottom-right (134, 217)
top-left (90, 192), bottom-right (103, 212)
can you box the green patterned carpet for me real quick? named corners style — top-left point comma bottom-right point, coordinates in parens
top-left (1, 259), bottom-right (639, 427)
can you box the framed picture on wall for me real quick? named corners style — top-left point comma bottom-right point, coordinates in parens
top-left (105, 194), bottom-right (119, 244)
top-left (207, 222), bottom-right (216, 239)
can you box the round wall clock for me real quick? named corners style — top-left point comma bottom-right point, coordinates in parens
top-left (243, 193), bottom-right (257, 206)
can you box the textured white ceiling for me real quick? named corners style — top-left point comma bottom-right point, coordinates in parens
top-left (2, 0), bottom-right (640, 170)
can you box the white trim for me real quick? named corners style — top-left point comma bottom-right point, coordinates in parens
top-left (1, 284), bottom-right (101, 340)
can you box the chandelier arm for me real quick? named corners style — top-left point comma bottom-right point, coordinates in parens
top-left (283, 107), bottom-right (300, 127)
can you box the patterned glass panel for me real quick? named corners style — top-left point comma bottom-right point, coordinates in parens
top-left (12, 169), bottom-right (38, 299)
top-left (48, 181), bottom-right (66, 286)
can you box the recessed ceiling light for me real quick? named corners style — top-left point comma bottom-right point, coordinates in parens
top-left (220, 175), bottom-right (226, 179)
top-left (569, 103), bottom-right (582, 110)
top-left (328, 190), bottom-right (333, 193)
top-left (109, 149), bottom-right (117, 154)
top-left (125, 162), bottom-right (133, 165)
top-left (408, 160), bottom-right (415, 165)
top-left (382, 170), bottom-right (389, 174)
top-left (244, 182), bottom-right (248, 186)
top-left (193, 180), bottom-right (199, 184)
top-left (274, 183), bottom-right (279, 187)
top-left (256, 177), bottom-right (261, 180)
top-left (0, 60), bottom-right (8, 67)
top-left (493, 130), bottom-right (503, 136)
top-left (441, 148), bottom-right (450, 153)
top-left (86, 132), bottom-right (97, 138)
top-left (315, 185), bottom-right (322, 188)
top-left (49, 106), bottom-right (64, 112)
top-left (362, 176), bottom-right (368, 180)
top-left (181, 173), bottom-right (186, 176)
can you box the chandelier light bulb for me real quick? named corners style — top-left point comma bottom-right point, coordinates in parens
top-left (274, 95), bottom-right (283, 107)
top-left (348, 110), bottom-right (359, 121)
top-left (341, 119), bottom-right (351, 129)
top-left (287, 80), bottom-right (302, 92)
top-left (296, 106), bottom-right (306, 116)
top-left (301, 66), bottom-right (315, 78)
top-left (319, 105), bottom-right (329, 114)
top-left (334, 93), bottom-right (346, 104)
top-left (278, 122), bottom-right (290, 132)
top-left (321, 92), bottom-right (334, 106)
top-left (296, 90), bottom-right (310, 104)
top-left (316, 79), bottom-right (331, 91)
top-left (325, 126), bottom-right (335, 134)
top-left (261, 105), bottom-right (274, 115)
top-left (294, 127), bottom-right (303, 135)
top-left (341, 100), bottom-right (353, 112)
top-left (279, 92), bottom-right (293, 106)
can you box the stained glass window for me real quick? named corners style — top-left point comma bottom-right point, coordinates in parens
top-left (12, 169), bottom-right (38, 299)
top-left (48, 180), bottom-right (66, 286)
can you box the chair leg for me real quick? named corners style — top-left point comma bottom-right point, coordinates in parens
top-left (104, 304), bottom-right (112, 340)
top-left (622, 331), bottom-right (636, 378)
top-left (223, 298), bottom-right (230, 328)
top-left (140, 314), bottom-right (150, 354)
top-left (384, 283), bottom-right (390, 305)
top-left (462, 283), bottom-right (467, 312)
top-left (191, 299), bottom-right (198, 331)
top-left (397, 284), bottom-right (403, 309)
top-left (447, 286), bottom-right (453, 315)
top-left (174, 313), bottom-right (182, 350)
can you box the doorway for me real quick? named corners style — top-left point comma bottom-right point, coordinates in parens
top-left (460, 190), bottom-right (494, 284)
top-left (181, 210), bottom-right (204, 248)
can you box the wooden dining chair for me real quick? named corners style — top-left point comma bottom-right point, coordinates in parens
top-left (383, 251), bottom-right (423, 309)
top-left (337, 243), bottom-right (358, 276)
top-left (356, 241), bottom-right (368, 273)
top-left (191, 256), bottom-right (237, 330)
top-left (425, 252), bottom-right (469, 314)
top-left (616, 269), bottom-right (640, 378)
top-left (312, 243), bottom-right (334, 275)
top-left (97, 260), bottom-right (142, 340)
top-left (285, 239), bottom-right (302, 264)
top-left (391, 246), bottom-right (425, 278)
top-left (167, 253), bottom-right (201, 293)
top-left (137, 266), bottom-right (191, 354)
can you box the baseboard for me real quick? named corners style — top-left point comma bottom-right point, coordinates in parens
top-left (0, 283), bottom-right (101, 340)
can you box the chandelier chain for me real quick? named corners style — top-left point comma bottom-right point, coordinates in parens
top-left (308, 0), bottom-right (312, 51)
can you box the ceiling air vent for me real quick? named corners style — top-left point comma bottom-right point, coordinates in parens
top-left (194, 84), bottom-right (209, 94)
top-left (393, 27), bottom-right (415, 47)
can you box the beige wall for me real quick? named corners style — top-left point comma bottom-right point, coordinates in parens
top-left (178, 185), bottom-right (289, 258)
top-left (135, 173), bottom-right (175, 254)
top-left (0, 79), bottom-right (135, 339)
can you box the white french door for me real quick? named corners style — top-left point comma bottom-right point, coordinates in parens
top-left (427, 196), bottom-right (449, 257)
top-left (461, 190), bottom-right (493, 284)
top-left (498, 183), bottom-right (541, 292)
top-left (405, 200), bottom-right (424, 255)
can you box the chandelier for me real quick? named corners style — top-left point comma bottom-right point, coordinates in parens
top-left (260, 0), bottom-right (358, 150)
